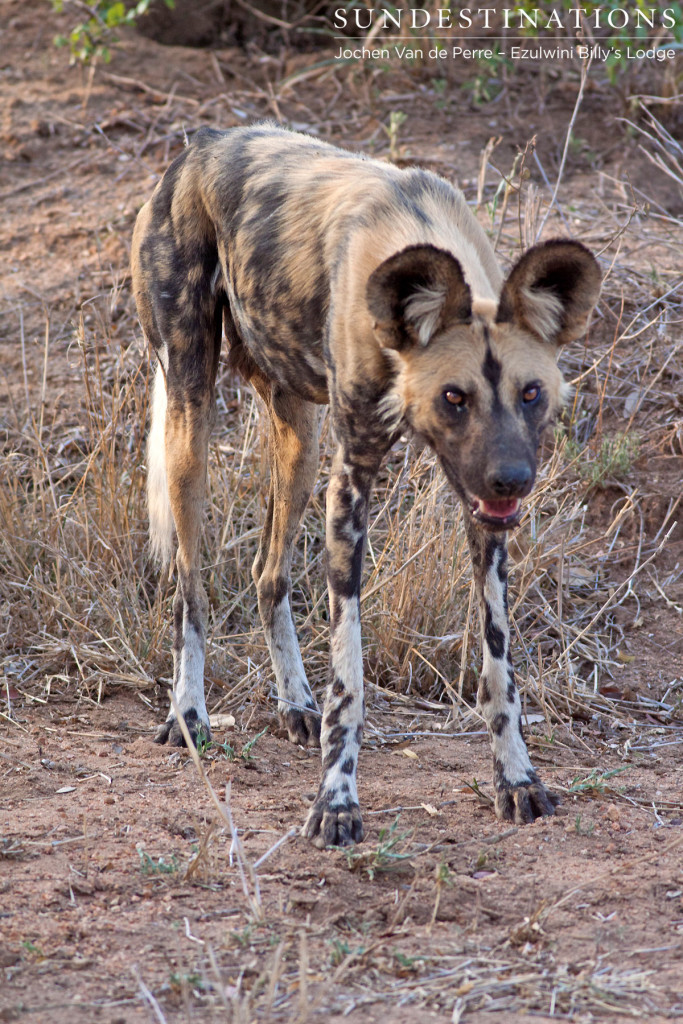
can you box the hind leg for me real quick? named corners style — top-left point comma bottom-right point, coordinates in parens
top-left (154, 387), bottom-right (214, 746)
top-left (254, 385), bottom-right (321, 747)
top-left (131, 166), bottom-right (222, 747)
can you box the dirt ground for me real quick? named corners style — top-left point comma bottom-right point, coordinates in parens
top-left (1, 2), bottom-right (683, 1022)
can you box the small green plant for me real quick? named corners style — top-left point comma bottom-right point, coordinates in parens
top-left (462, 777), bottom-right (494, 805)
top-left (329, 938), bottom-right (351, 965)
top-left (21, 939), bottom-right (43, 957)
top-left (137, 846), bottom-right (180, 875)
top-left (486, 175), bottom-right (509, 226)
top-left (574, 813), bottom-right (595, 835)
top-left (200, 726), bottom-right (267, 762)
top-left (169, 970), bottom-right (203, 991)
top-left (429, 859), bottom-right (453, 927)
top-left (463, 53), bottom-right (509, 106)
top-left (240, 726), bottom-right (268, 760)
top-left (52, 0), bottom-right (175, 64)
top-left (568, 134), bottom-right (597, 165)
top-left (567, 432), bottom-right (640, 489)
top-left (568, 767), bottom-right (627, 795)
top-left (432, 78), bottom-right (449, 110)
top-left (383, 110), bottom-right (407, 163)
top-left (394, 949), bottom-right (424, 971)
top-left (328, 933), bottom-right (369, 966)
top-left (435, 860), bottom-right (451, 887)
top-left (231, 924), bottom-right (254, 949)
top-left (212, 739), bottom-right (237, 761)
top-left (195, 724), bottom-right (212, 757)
top-left (341, 816), bottom-right (413, 880)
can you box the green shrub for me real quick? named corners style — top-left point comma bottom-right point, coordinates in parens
top-left (52, 0), bottom-right (175, 63)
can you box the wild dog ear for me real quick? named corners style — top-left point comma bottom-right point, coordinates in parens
top-left (496, 240), bottom-right (601, 346)
top-left (366, 244), bottom-right (472, 350)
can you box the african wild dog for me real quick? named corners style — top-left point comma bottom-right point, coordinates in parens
top-left (131, 123), bottom-right (601, 849)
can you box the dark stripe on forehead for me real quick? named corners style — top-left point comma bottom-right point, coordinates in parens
top-left (482, 331), bottom-right (502, 393)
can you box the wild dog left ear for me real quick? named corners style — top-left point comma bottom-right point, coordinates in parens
top-left (367, 244), bottom-right (472, 350)
top-left (496, 240), bottom-right (601, 346)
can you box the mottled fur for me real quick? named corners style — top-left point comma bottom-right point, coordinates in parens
top-left (132, 123), bottom-right (601, 847)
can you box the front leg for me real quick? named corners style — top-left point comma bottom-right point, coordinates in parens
top-left (466, 522), bottom-right (558, 822)
top-left (302, 452), bottom-right (373, 848)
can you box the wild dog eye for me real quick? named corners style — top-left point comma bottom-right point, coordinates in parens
top-left (522, 383), bottom-right (541, 405)
top-left (443, 388), bottom-right (466, 409)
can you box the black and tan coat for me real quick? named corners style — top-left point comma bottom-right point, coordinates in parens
top-left (132, 123), bottom-right (601, 848)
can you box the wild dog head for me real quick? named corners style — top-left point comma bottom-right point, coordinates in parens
top-left (367, 240), bottom-right (601, 529)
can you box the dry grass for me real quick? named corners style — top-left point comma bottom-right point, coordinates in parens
top-left (135, 936), bottom-right (663, 1022)
top-left (1, 297), bottom-right (155, 701)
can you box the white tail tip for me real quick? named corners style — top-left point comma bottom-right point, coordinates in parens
top-left (147, 362), bottom-right (174, 566)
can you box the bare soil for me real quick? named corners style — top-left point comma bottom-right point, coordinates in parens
top-left (1, 3), bottom-right (682, 1022)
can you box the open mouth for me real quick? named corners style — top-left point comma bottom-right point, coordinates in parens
top-left (470, 496), bottom-right (522, 529)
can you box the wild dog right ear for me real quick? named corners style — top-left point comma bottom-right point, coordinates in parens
top-left (366, 244), bottom-right (472, 350)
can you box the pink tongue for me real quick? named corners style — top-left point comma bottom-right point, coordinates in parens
top-left (479, 498), bottom-right (519, 519)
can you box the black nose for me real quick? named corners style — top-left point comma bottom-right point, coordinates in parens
top-left (486, 462), bottom-right (533, 497)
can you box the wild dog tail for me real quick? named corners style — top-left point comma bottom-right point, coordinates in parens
top-left (147, 361), bottom-right (174, 566)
